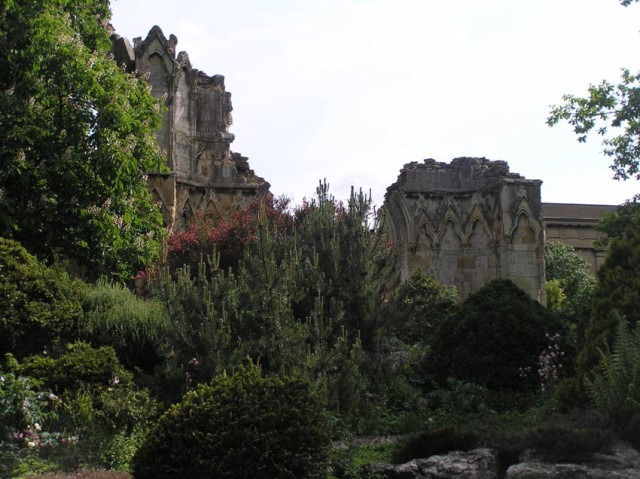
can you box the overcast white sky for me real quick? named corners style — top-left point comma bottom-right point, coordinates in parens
top-left (111, 0), bottom-right (640, 208)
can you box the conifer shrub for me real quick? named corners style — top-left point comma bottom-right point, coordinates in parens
top-left (428, 279), bottom-right (566, 392)
top-left (0, 238), bottom-right (85, 358)
top-left (81, 279), bottom-right (169, 374)
top-left (132, 364), bottom-right (330, 479)
top-left (578, 214), bottom-right (640, 376)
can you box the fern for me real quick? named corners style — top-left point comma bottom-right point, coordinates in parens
top-left (584, 313), bottom-right (640, 426)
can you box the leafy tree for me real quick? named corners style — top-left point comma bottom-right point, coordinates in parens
top-left (0, 0), bottom-right (166, 280)
top-left (595, 200), bottom-right (640, 247)
top-left (544, 241), bottom-right (596, 344)
top-left (548, 0), bottom-right (640, 184)
top-left (161, 196), bottom-right (293, 277)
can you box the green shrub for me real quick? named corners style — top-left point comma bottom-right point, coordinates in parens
top-left (544, 241), bottom-right (596, 339)
top-left (428, 379), bottom-right (490, 416)
top-left (383, 269), bottom-right (458, 345)
top-left (19, 342), bottom-right (160, 470)
top-left (133, 363), bottom-right (330, 479)
top-left (20, 341), bottom-right (130, 393)
top-left (81, 279), bottom-right (169, 374)
top-left (428, 279), bottom-right (566, 392)
top-left (0, 358), bottom-right (63, 447)
top-left (331, 441), bottom-right (395, 479)
top-left (0, 238), bottom-right (85, 358)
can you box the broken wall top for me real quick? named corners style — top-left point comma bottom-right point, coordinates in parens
top-left (386, 157), bottom-right (541, 196)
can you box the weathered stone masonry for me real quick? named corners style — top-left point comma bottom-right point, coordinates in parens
top-left (112, 25), bottom-right (611, 302)
top-left (111, 26), bottom-right (269, 230)
top-left (385, 158), bottom-right (546, 302)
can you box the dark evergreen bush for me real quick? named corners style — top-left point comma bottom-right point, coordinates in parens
top-left (0, 238), bottom-right (85, 358)
top-left (428, 279), bottom-right (565, 392)
top-left (132, 364), bottom-right (330, 479)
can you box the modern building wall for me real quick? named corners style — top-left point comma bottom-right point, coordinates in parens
top-left (541, 203), bottom-right (617, 274)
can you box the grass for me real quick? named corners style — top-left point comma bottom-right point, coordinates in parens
top-left (25, 473), bottom-right (131, 479)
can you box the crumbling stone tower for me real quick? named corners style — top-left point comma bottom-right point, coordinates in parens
top-left (385, 158), bottom-right (545, 302)
top-left (111, 26), bottom-right (269, 230)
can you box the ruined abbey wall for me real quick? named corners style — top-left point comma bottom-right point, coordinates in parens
top-left (385, 158), bottom-right (546, 302)
top-left (110, 26), bottom-right (608, 303)
top-left (111, 26), bottom-right (269, 230)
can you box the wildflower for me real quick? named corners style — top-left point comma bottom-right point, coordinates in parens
top-left (34, 423), bottom-right (41, 432)
top-left (27, 441), bottom-right (36, 448)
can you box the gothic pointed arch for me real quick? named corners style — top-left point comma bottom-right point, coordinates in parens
top-left (436, 205), bottom-right (464, 247)
top-left (509, 197), bottom-right (542, 243)
top-left (465, 204), bottom-right (492, 244)
top-left (178, 196), bottom-right (197, 229)
top-left (413, 208), bottom-right (438, 249)
top-left (204, 202), bottom-right (223, 223)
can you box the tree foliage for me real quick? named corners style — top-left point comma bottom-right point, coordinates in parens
top-left (143, 185), bottom-right (393, 421)
top-left (579, 210), bottom-right (640, 375)
top-left (547, 0), bottom-right (640, 185)
top-left (544, 241), bottom-right (596, 343)
top-left (0, 0), bottom-right (166, 280)
top-left (595, 200), bottom-right (640, 247)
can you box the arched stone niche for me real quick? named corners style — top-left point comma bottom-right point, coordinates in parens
top-left (385, 157), bottom-right (545, 303)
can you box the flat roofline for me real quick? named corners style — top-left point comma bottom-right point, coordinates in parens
top-left (541, 202), bottom-right (619, 208)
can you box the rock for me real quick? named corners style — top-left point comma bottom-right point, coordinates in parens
top-left (506, 442), bottom-right (640, 479)
top-left (363, 448), bottom-right (498, 479)
top-left (506, 462), bottom-right (639, 479)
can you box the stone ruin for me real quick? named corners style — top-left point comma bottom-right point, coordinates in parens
top-left (111, 26), bottom-right (270, 230)
top-left (385, 158), bottom-right (546, 302)
top-left (109, 26), bottom-right (602, 303)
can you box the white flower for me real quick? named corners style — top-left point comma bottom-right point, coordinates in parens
top-left (34, 423), bottom-right (41, 432)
